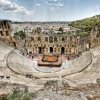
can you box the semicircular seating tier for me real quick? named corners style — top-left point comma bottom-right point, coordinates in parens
top-left (0, 39), bottom-right (14, 61)
top-left (0, 39), bottom-right (95, 79)
top-left (6, 51), bottom-right (39, 75)
top-left (90, 44), bottom-right (100, 57)
top-left (33, 51), bottom-right (92, 78)
top-left (6, 48), bottom-right (92, 78)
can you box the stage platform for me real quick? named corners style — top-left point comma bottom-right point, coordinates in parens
top-left (38, 55), bottom-right (62, 67)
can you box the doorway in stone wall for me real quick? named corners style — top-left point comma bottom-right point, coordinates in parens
top-left (38, 47), bottom-right (42, 53)
top-left (61, 47), bottom-right (65, 54)
top-left (50, 47), bottom-right (53, 53)
top-left (14, 42), bottom-right (16, 47)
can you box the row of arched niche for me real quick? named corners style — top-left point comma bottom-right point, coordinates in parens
top-left (31, 36), bottom-right (67, 43)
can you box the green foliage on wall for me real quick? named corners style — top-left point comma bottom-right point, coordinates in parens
top-left (14, 30), bottom-right (26, 39)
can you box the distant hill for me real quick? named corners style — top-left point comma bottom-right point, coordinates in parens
top-left (69, 15), bottom-right (100, 33)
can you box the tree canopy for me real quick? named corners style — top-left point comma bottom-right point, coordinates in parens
top-left (69, 15), bottom-right (100, 33)
top-left (14, 30), bottom-right (26, 39)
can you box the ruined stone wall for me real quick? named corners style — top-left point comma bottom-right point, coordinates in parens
top-left (0, 20), bottom-right (16, 46)
top-left (0, 22), bottom-right (91, 56)
top-left (25, 30), bottom-right (82, 56)
top-left (90, 27), bottom-right (100, 48)
top-left (20, 27), bottom-right (100, 56)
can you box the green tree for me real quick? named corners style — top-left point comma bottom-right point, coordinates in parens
top-left (59, 27), bottom-right (63, 33)
top-left (14, 31), bottom-right (26, 39)
top-left (69, 15), bottom-right (100, 33)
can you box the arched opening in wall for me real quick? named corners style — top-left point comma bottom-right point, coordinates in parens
top-left (68, 57), bottom-right (70, 60)
top-left (4, 21), bottom-right (6, 28)
top-left (89, 42), bottom-right (91, 48)
top-left (37, 28), bottom-right (41, 33)
top-left (29, 52), bottom-right (32, 54)
top-left (45, 37), bottom-right (48, 42)
top-left (61, 47), bottom-right (65, 54)
top-left (54, 37), bottom-right (57, 42)
top-left (0, 31), bottom-right (3, 36)
top-left (49, 36), bottom-right (53, 43)
top-left (31, 37), bottom-right (34, 41)
top-left (38, 47), bottom-right (42, 53)
top-left (0, 25), bottom-right (1, 29)
top-left (50, 47), bottom-right (53, 53)
top-left (14, 42), bottom-right (16, 47)
top-left (38, 37), bottom-right (41, 41)
top-left (35, 30), bottom-right (36, 33)
top-left (6, 31), bottom-right (9, 36)
top-left (70, 37), bottom-right (72, 41)
top-left (62, 37), bottom-right (65, 42)
top-left (29, 52), bottom-right (32, 55)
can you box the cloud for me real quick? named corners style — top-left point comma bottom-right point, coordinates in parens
top-left (50, 6), bottom-right (61, 11)
top-left (57, 7), bottom-right (61, 10)
top-left (55, 2), bottom-right (63, 6)
top-left (50, 7), bottom-right (56, 10)
top-left (0, 0), bottom-right (34, 15)
top-left (46, 2), bottom-right (48, 4)
top-left (53, 0), bottom-right (57, 1)
top-left (49, 0), bottom-right (58, 1)
top-left (36, 3), bottom-right (41, 6)
top-left (48, 3), bottom-right (52, 6)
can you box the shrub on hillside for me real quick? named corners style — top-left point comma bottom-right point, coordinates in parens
top-left (7, 88), bottom-right (36, 100)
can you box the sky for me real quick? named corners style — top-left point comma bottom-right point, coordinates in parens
top-left (0, 0), bottom-right (100, 21)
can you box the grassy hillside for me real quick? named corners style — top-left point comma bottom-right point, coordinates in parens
top-left (69, 15), bottom-right (100, 35)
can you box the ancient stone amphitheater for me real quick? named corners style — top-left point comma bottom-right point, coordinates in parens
top-left (0, 38), bottom-right (100, 93)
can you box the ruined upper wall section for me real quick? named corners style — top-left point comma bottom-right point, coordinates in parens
top-left (0, 20), bottom-right (12, 30)
top-left (0, 20), bottom-right (16, 46)
top-left (90, 27), bottom-right (100, 47)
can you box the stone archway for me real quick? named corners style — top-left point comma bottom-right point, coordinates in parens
top-left (54, 37), bottom-right (57, 42)
top-left (14, 42), bottom-right (16, 47)
top-left (45, 37), bottom-right (48, 42)
top-left (49, 36), bottom-right (53, 43)
top-left (38, 47), bottom-right (42, 53)
top-left (68, 57), bottom-right (70, 60)
top-left (61, 47), bottom-right (65, 54)
top-left (50, 47), bottom-right (53, 53)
